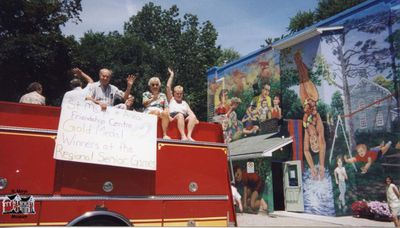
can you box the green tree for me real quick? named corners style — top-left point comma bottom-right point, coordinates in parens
top-left (0, 0), bottom-right (82, 105)
top-left (216, 48), bottom-right (241, 66)
top-left (330, 90), bottom-right (344, 125)
top-left (315, 0), bottom-right (367, 21)
top-left (285, 0), bottom-right (366, 34)
top-left (124, 3), bottom-right (220, 120)
top-left (287, 10), bottom-right (315, 33)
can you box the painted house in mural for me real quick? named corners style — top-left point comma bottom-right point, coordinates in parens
top-left (350, 78), bottom-right (395, 133)
top-left (208, 0), bottom-right (400, 217)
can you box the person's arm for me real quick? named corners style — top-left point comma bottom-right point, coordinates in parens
top-left (344, 168), bottom-right (348, 181)
top-left (86, 96), bottom-right (107, 111)
top-left (334, 169), bottom-right (339, 185)
top-left (243, 186), bottom-right (248, 209)
top-left (73, 68), bottom-right (94, 84)
top-left (143, 92), bottom-right (155, 107)
top-left (361, 157), bottom-right (372, 174)
top-left (123, 74), bottom-right (136, 101)
top-left (166, 67), bottom-right (174, 102)
top-left (344, 155), bottom-right (356, 163)
top-left (392, 185), bottom-right (400, 199)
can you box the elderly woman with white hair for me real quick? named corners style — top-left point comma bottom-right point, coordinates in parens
top-left (143, 76), bottom-right (170, 139)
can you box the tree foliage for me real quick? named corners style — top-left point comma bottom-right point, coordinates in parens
top-left (215, 48), bottom-right (240, 66)
top-left (287, 10), bottom-right (315, 33)
top-left (315, 0), bottom-right (366, 21)
top-left (121, 3), bottom-right (220, 120)
top-left (0, 0), bottom-right (82, 105)
top-left (269, 0), bottom-right (367, 41)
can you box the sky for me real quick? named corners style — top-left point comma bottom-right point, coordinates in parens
top-left (62, 0), bottom-right (318, 56)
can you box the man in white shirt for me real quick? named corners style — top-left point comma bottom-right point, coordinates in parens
top-left (166, 68), bottom-right (198, 141)
top-left (19, 82), bottom-right (45, 105)
top-left (85, 68), bottom-right (136, 111)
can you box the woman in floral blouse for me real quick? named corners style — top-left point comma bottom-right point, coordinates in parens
top-left (143, 77), bottom-right (170, 139)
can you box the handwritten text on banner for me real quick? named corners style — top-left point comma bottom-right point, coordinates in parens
top-left (54, 99), bottom-right (157, 170)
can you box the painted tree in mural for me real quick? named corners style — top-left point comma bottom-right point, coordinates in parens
top-left (322, 10), bottom-right (397, 148)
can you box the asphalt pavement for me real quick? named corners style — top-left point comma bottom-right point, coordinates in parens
top-left (236, 211), bottom-right (394, 227)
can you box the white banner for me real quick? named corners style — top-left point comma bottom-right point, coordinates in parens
top-left (54, 99), bottom-right (157, 170)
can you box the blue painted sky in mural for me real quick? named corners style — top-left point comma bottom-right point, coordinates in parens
top-left (62, 0), bottom-right (318, 56)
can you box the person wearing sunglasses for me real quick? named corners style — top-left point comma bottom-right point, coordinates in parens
top-left (143, 76), bottom-right (170, 139)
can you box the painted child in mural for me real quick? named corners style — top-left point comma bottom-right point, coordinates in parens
top-left (256, 84), bottom-right (272, 111)
top-left (294, 51), bottom-right (326, 180)
top-left (258, 99), bottom-right (271, 122)
top-left (334, 155), bottom-right (348, 211)
top-left (242, 104), bottom-right (260, 136)
top-left (270, 95), bottom-right (282, 119)
top-left (224, 97), bottom-right (243, 143)
top-left (344, 141), bottom-right (392, 174)
top-left (215, 89), bottom-right (230, 115)
top-left (234, 166), bottom-right (268, 214)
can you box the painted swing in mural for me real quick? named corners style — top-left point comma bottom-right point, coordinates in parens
top-left (329, 92), bottom-right (397, 174)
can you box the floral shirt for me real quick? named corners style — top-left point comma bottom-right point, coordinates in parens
top-left (142, 91), bottom-right (169, 110)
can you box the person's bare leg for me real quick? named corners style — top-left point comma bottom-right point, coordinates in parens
top-left (161, 110), bottom-right (170, 139)
top-left (316, 114), bottom-right (326, 180)
top-left (250, 191), bottom-right (259, 211)
top-left (176, 113), bottom-right (188, 140)
top-left (186, 115), bottom-right (198, 141)
top-left (304, 131), bottom-right (317, 178)
top-left (381, 141), bottom-right (392, 155)
top-left (392, 211), bottom-right (399, 227)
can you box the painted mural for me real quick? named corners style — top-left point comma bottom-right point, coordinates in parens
top-left (207, 49), bottom-right (280, 215)
top-left (281, 0), bottom-right (400, 216)
top-left (207, 50), bottom-right (281, 143)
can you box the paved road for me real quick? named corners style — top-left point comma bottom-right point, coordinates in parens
top-left (236, 211), bottom-right (394, 227)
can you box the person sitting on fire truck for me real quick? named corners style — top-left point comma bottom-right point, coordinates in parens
top-left (85, 68), bottom-right (136, 111)
top-left (19, 82), bottom-right (45, 105)
top-left (143, 76), bottom-right (170, 139)
top-left (61, 68), bottom-right (94, 106)
top-left (166, 67), bottom-right (199, 141)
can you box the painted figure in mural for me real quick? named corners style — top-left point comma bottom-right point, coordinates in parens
top-left (234, 166), bottom-right (268, 214)
top-left (270, 95), bottom-right (282, 119)
top-left (208, 75), bottom-right (219, 96)
top-left (231, 69), bottom-right (247, 97)
top-left (19, 82), bottom-right (46, 105)
top-left (258, 99), bottom-right (271, 122)
top-left (166, 68), bottom-right (199, 141)
top-left (225, 97), bottom-right (243, 143)
top-left (242, 104), bottom-right (260, 136)
top-left (231, 183), bottom-right (244, 213)
top-left (253, 60), bottom-right (272, 96)
top-left (142, 76), bottom-right (170, 139)
top-left (344, 141), bottom-right (392, 174)
top-left (215, 89), bottom-right (230, 115)
top-left (385, 176), bottom-right (400, 227)
top-left (294, 51), bottom-right (326, 180)
top-left (334, 155), bottom-right (348, 211)
top-left (255, 84), bottom-right (272, 111)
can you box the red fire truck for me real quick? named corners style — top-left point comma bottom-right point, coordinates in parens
top-left (0, 101), bottom-right (236, 226)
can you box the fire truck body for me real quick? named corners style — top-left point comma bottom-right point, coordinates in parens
top-left (0, 101), bottom-right (236, 226)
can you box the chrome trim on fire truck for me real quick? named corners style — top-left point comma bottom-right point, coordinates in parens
top-left (0, 125), bottom-right (56, 134)
top-left (0, 195), bottom-right (228, 201)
